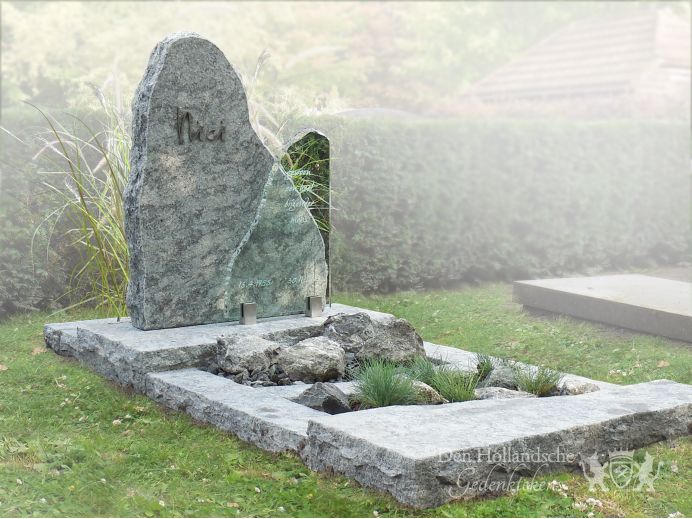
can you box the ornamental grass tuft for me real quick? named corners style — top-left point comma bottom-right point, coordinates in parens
top-left (513, 365), bottom-right (563, 397)
top-left (475, 352), bottom-right (494, 381)
top-left (430, 366), bottom-right (479, 402)
top-left (401, 355), bottom-right (437, 386)
top-left (351, 359), bottom-right (418, 409)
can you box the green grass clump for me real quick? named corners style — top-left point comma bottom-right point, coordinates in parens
top-left (513, 365), bottom-right (564, 397)
top-left (351, 359), bottom-right (418, 409)
top-left (430, 366), bottom-right (479, 402)
top-left (475, 352), bottom-right (494, 381)
top-left (401, 356), bottom-right (437, 386)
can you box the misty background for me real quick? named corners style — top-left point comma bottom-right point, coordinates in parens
top-left (1, 1), bottom-right (690, 316)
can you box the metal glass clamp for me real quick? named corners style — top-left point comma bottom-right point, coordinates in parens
top-left (305, 296), bottom-right (324, 318)
top-left (239, 302), bottom-right (257, 325)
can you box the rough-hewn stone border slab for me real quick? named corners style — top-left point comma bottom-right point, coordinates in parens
top-left (142, 369), bottom-right (692, 508)
top-left (304, 380), bottom-right (692, 508)
top-left (514, 275), bottom-right (692, 343)
top-left (145, 369), bottom-right (322, 452)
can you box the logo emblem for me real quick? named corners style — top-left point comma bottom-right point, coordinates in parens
top-left (580, 450), bottom-right (663, 492)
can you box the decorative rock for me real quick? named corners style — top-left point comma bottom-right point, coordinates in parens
top-left (295, 382), bottom-right (352, 414)
top-left (323, 313), bottom-right (424, 363)
top-left (250, 372), bottom-right (270, 383)
top-left (561, 379), bottom-right (601, 395)
top-left (217, 336), bottom-right (280, 375)
top-left (411, 380), bottom-right (447, 404)
top-left (232, 370), bottom-right (249, 384)
top-left (474, 387), bottom-right (536, 400)
top-left (344, 353), bottom-right (360, 380)
top-left (124, 32), bottom-right (327, 330)
top-left (277, 337), bottom-right (346, 382)
top-left (479, 362), bottom-right (518, 390)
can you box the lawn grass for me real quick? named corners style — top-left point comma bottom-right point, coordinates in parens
top-left (0, 283), bottom-right (690, 517)
top-left (340, 284), bottom-right (692, 386)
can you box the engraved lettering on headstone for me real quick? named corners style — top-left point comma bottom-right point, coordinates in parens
top-left (288, 275), bottom-right (304, 286)
top-left (284, 199), bottom-right (303, 211)
top-left (176, 107), bottom-right (225, 144)
top-left (238, 278), bottom-right (273, 289)
top-left (290, 214), bottom-right (310, 225)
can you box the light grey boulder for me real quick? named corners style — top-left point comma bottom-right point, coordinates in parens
top-left (295, 382), bottom-right (351, 414)
top-left (323, 312), bottom-right (424, 363)
top-left (322, 313), bottom-right (375, 352)
top-left (217, 336), bottom-right (281, 375)
top-left (474, 387), bottom-right (536, 400)
top-left (411, 380), bottom-right (447, 404)
top-left (479, 362), bottom-right (518, 389)
top-left (561, 379), bottom-right (600, 395)
top-left (277, 337), bottom-right (346, 382)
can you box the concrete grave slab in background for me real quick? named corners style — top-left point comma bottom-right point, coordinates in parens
top-left (514, 275), bottom-right (692, 343)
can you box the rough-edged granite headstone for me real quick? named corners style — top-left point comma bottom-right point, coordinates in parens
top-left (124, 32), bottom-right (327, 329)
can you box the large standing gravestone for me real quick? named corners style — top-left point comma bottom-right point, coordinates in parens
top-left (124, 32), bottom-right (327, 330)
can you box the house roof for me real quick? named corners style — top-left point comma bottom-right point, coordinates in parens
top-left (465, 10), bottom-right (690, 102)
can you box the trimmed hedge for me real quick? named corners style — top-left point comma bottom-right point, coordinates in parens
top-left (2, 114), bottom-right (690, 317)
top-left (308, 118), bottom-right (691, 292)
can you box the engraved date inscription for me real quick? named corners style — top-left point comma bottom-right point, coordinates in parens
top-left (238, 278), bottom-right (272, 289)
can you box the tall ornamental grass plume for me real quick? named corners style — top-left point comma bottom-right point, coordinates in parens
top-left (31, 89), bottom-right (130, 316)
top-left (351, 359), bottom-right (418, 409)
